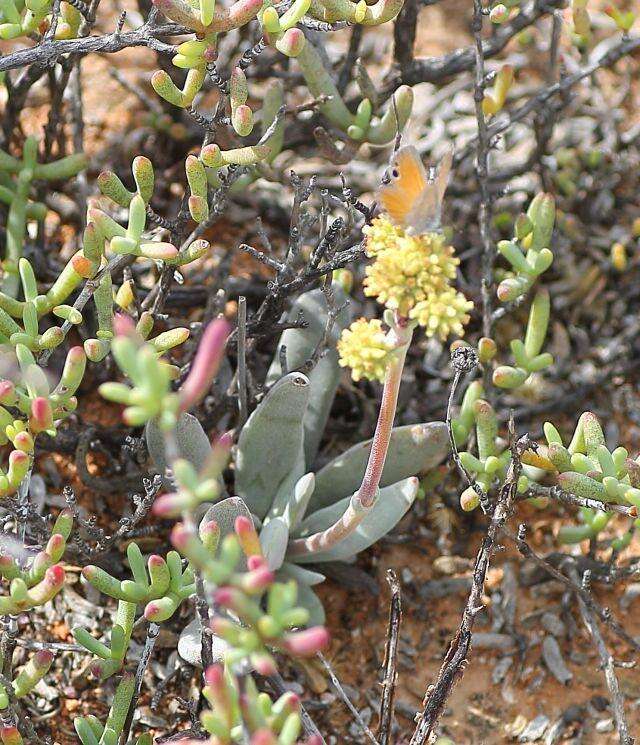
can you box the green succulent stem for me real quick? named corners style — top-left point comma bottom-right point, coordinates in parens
top-left (1, 139), bottom-right (86, 298)
top-left (295, 40), bottom-right (355, 131)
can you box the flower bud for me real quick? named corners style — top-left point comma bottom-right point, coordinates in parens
top-left (179, 318), bottom-right (229, 411)
top-left (489, 3), bottom-right (509, 23)
top-left (276, 28), bottom-right (305, 57)
top-left (282, 626), bottom-right (330, 657)
top-left (460, 486), bottom-right (480, 512)
top-left (235, 515), bottom-right (262, 557)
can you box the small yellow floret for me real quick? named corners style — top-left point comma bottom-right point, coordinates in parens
top-left (337, 318), bottom-right (394, 383)
top-left (363, 216), bottom-right (405, 258)
top-left (410, 289), bottom-right (474, 340)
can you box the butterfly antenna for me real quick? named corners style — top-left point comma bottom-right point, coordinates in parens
top-left (392, 95), bottom-right (402, 153)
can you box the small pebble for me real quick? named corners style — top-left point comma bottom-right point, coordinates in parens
top-left (401, 567), bottom-right (414, 584)
top-left (541, 611), bottom-right (566, 638)
top-left (542, 636), bottom-right (572, 685)
top-left (621, 583), bottom-right (640, 610)
top-left (472, 632), bottom-right (516, 651)
top-left (595, 718), bottom-right (614, 733)
top-left (519, 714), bottom-right (550, 742)
top-left (492, 656), bottom-right (513, 684)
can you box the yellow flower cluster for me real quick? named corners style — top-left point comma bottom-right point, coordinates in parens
top-left (337, 318), bottom-right (394, 383)
top-left (362, 216), bottom-right (473, 340)
top-left (337, 216), bottom-right (473, 382)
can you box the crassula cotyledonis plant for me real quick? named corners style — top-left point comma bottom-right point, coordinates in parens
top-left (88, 315), bottom-right (330, 742)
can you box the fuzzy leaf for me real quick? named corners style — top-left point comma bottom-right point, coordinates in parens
top-left (200, 496), bottom-right (253, 540)
top-left (278, 561), bottom-right (325, 586)
top-left (259, 517), bottom-right (289, 570)
top-left (294, 477), bottom-right (419, 563)
top-left (267, 472), bottom-right (315, 530)
top-left (235, 373), bottom-right (310, 518)
top-left (294, 582), bottom-right (325, 625)
top-left (311, 422), bottom-right (448, 510)
top-left (266, 287), bottom-right (351, 467)
top-left (145, 412), bottom-right (212, 474)
top-left (178, 616), bottom-right (228, 667)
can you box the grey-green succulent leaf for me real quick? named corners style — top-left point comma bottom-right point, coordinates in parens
top-left (277, 561), bottom-right (325, 587)
top-left (266, 286), bottom-right (351, 466)
top-left (201, 496), bottom-right (253, 540)
top-left (235, 372), bottom-right (310, 518)
top-left (310, 422), bottom-right (449, 510)
top-left (146, 411), bottom-right (212, 474)
top-left (267, 472), bottom-right (315, 529)
top-left (294, 581), bottom-right (326, 625)
top-left (259, 517), bottom-right (289, 570)
top-left (293, 476), bottom-right (419, 563)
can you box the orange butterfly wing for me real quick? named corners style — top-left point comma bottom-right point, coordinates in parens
top-left (378, 146), bottom-right (428, 228)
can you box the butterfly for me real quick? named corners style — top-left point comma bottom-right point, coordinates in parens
top-left (378, 145), bottom-right (453, 235)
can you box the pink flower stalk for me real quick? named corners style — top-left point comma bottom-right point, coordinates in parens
top-left (179, 317), bottom-right (230, 412)
top-left (287, 320), bottom-right (414, 558)
top-left (282, 626), bottom-right (330, 657)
